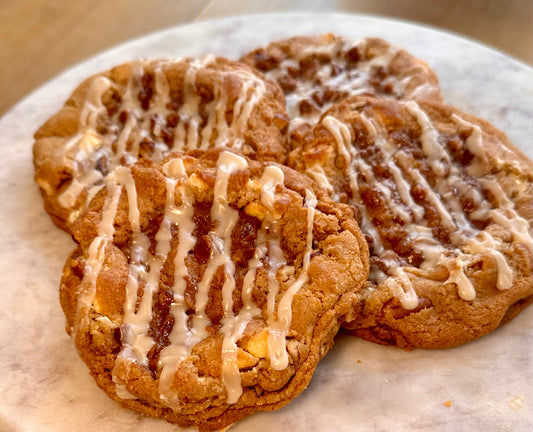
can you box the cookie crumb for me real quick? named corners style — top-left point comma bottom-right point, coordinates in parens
top-left (509, 395), bottom-right (524, 410)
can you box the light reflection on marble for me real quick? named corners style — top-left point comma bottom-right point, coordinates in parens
top-left (0, 13), bottom-right (531, 432)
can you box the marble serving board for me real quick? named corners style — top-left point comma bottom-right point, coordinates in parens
top-left (0, 13), bottom-right (531, 432)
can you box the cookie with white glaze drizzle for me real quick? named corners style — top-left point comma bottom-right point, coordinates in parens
top-left (33, 56), bottom-right (289, 232)
top-left (59, 149), bottom-right (369, 431)
top-left (288, 95), bottom-right (533, 349)
top-left (240, 34), bottom-right (442, 148)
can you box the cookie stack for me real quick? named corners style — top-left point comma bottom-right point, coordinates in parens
top-left (32, 34), bottom-right (532, 431)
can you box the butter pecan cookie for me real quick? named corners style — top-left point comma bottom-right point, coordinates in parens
top-left (288, 95), bottom-right (533, 349)
top-left (33, 57), bottom-right (289, 231)
top-left (60, 149), bottom-right (369, 431)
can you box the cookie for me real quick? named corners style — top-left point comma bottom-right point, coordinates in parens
top-left (59, 149), bottom-right (369, 431)
top-left (288, 95), bottom-right (533, 349)
top-left (240, 34), bottom-right (442, 146)
top-left (33, 57), bottom-right (289, 231)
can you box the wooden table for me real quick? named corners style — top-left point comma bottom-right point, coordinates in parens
top-left (1, 0), bottom-right (531, 117)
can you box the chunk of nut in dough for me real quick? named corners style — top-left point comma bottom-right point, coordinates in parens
top-left (245, 329), bottom-right (269, 358)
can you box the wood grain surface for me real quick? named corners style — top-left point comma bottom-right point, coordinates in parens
top-left (1, 0), bottom-right (531, 116)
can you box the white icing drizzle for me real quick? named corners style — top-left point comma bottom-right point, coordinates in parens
top-left (174, 58), bottom-right (202, 150)
top-left (267, 189), bottom-right (317, 370)
top-left (209, 80), bottom-right (231, 148)
top-left (305, 163), bottom-right (335, 197)
top-left (464, 232), bottom-right (513, 290)
top-left (251, 166), bottom-right (317, 369)
top-left (58, 76), bottom-right (112, 212)
top-left (404, 100), bottom-right (449, 176)
top-left (388, 156), bottom-right (425, 221)
top-left (259, 166), bottom-right (287, 322)
top-left (206, 151), bottom-right (249, 403)
top-left (75, 181), bottom-right (122, 335)
top-left (363, 111), bottom-right (426, 222)
top-left (256, 165), bottom-right (291, 370)
top-left (407, 82), bottom-right (437, 99)
top-left (191, 152), bottom-right (247, 344)
top-left (60, 169), bottom-right (104, 210)
top-left (113, 382), bottom-right (137, 400)
top-left (451, 114), bottom-right (486, 176)
top-left (385, 267), bottom-right (419, 310)
top-left (114, 166), bottom-right (158, 367)
top-left (442, 254), bottom-right (475, 301)
top-left (322, 116), bottom-right (353, 176)
top-left (403, 163), bottom-right (456, 233)
top-left (229, 71), bottom-right (267, 150)
top-left (477, 178), bottom-right (533, 253)
top-left (157, 158), bottom-right (197, 400)
top-left (219, 232), bottom-right (267, 400)
top-left (241, 235), bottom-right (267, 312)
top-left (110, 159), bottom-right (198, 402)
top-left (321, 114), bottom-right (384, 253)
top-left (78, 76), bottom-right (114, 131)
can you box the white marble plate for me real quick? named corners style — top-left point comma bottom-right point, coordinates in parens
top-left (0, 13), bottom-right (531, 432)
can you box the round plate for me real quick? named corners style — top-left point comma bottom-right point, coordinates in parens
top-left (0, 13), bottom-right (531, 432)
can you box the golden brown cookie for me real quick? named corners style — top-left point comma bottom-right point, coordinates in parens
top-left (33, 57), bottom-right (289, 231)
top-left (288, 95), bottom-right (533, 349)
top-left (60, 149), bottom-right (369, 431)
top-left (240, 34), bottom-right (442, 147)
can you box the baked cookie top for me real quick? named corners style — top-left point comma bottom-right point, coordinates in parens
top-left (33, 57), bottom-right (289, 231)
top-left (288, 95), bottom-right (533, 349)
top-left (60, 149), bottom-right (369, 431)
top-left (240, 34), bottom-right (442, 145)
